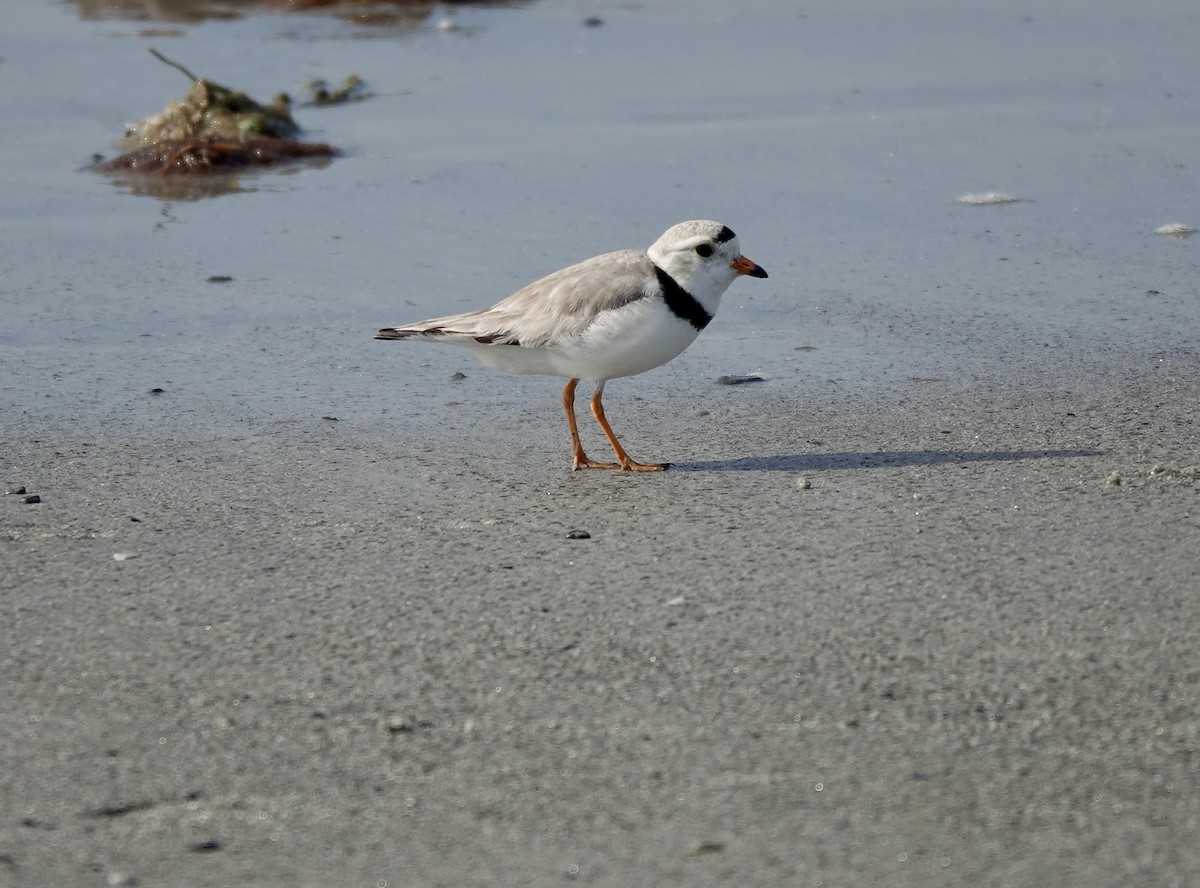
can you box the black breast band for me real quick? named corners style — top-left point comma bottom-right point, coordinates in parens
top-left (654, 265), bottom-right (712, 331)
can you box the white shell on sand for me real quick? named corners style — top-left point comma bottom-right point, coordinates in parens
top-left (956, 192), bottom-right (1020, 205)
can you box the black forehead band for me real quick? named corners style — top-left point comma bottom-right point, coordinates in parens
top-left (715, 226), bottom-right (737, 243)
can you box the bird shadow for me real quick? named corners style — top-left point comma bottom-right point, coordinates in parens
top-left (670, 449), bottom-right (1104, 473)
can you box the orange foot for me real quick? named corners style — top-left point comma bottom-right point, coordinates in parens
top-left (572, 454), bottom-right (670, 472)
top-left (573, 455), bottom-right (620, 470)
top-left (618, 459), bottom-right (670, 473)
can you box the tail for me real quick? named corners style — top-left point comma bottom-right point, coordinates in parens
top-left (375, 326), bottom-right (429, 340)
top-left (376, 312), bottom-right (517, 345)
top-left (376, 307), bottom-right (493, 340)
top-left (376, 322), bottom-right (471, 340)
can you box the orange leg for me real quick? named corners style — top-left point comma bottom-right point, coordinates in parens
top-left (589, 384), bottom-right (669, 472)
top-left (563, 379), bottom-right (618, 470)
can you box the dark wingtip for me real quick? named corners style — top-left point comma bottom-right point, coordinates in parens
top-left (377, 326), bottom-right (455, 340)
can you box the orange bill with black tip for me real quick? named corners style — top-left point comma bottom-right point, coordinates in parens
top-left (730, 255), bottom-right (768, 278)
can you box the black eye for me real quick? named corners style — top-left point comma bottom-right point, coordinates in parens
top-left (695, 243), bottom-right (714, 258)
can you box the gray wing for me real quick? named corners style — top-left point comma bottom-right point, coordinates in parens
top-left (376, 249), bottom-right (655, 347)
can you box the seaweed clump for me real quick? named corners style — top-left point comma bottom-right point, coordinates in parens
top-left (102, 136), bottom-right (337, 173)
top-left (301, 74), bottom-right (372, 107)
top-left (95, 49), bottom-right (338, 175)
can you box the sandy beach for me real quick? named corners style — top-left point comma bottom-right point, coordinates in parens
top-left (5, 362), bottom-right (1199, 886)
top-left (3, 0), bottom-right (1199, 885)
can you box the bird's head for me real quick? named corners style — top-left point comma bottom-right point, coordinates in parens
top-left (647, 220), bottom-right (767, 307)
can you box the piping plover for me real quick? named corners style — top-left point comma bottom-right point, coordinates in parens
top-left (376, 220), bottom-right (768, 471)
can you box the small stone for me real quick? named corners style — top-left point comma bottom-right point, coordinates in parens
top-left (1154, 223), bottom-right (1193, 236)
top-left (148, 387), bottom-right (165, 395)
top-left (450, 371), bottom-right (467, 381)
top-left (795, 477), bottom-right (811, 490)
top-left (693, 840), bottom-right (726, 854)
top-left (378, 715), bottom-right (413, 735)
top-left (584, 16), bottom-right (604, 26)
top-left (1105, 472), bottom-right (1122, 486)
top-left (6, 485), bottom-right (26, 495)
top-left (1149, 463), bottom-right (1167, 475)
top-left (716, 374), bottom-right (765, 385)
top-left (189, 840), bottom-right (221, 853)
top-left (113, 552), bottom-right (137, 561)
top-left (22, 494), bottom-right (41, 504)
top-left (206, 275), bottom-right (234, 283)
top-left (565, 529), bottom-right (591, 540)
top-left (321, 415), bottom-right (338, 421)
top-left (107, 871), bottom-right (139, 887)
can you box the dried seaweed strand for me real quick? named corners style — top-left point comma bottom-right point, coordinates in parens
top-left (148, 47), bottom-right (201, 83)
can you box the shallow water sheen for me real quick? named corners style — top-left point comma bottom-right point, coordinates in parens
top-left (3, 0), bottom-right (1197, 432)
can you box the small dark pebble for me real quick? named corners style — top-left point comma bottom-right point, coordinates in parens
top-left (693, 840), bottom-right (725, 854)
top-left (584, 16), bottom-right (603, 26)
top-left (380, 715), bottom-right (413, 735)
top-left (321, 415), bottom-right (338, 421)
top-left (565, 529), bottom-right (591, 540)
top-left (22, 495), bottom-right (42, 505)
top-left (130, 516), bottom-right (142, 523)
top-left (6, 486), bottom-right (26, 495)
top-left (450, 371), bottom-right (467, 381)
top-left (190, 840), bottom-right (222, 853)
top-left (207, 275), bottom-right (233, 284)
top-left (148, 387), bottom-right (165, 395)
top-left (716, 374), bottom-right (764, 385)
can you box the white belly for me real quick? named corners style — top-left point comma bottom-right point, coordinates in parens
top-left (463, 298), bottom-right (703, 383)
top-left (551, 300), bottom-right (701, 382)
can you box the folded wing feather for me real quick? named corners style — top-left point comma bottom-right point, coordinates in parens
top-left (375, 249), bottom-right (654, 348)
